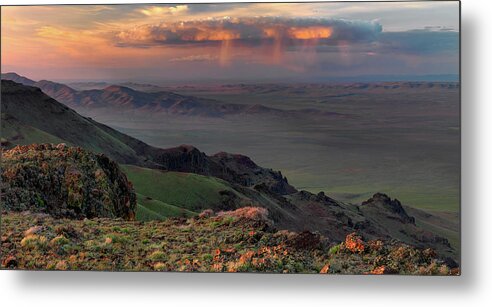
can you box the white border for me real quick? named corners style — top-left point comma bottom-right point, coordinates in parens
top-left (2, 1), bottom-right (491, 307)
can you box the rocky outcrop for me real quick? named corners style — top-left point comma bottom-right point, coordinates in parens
top-left (1, 144), bottom-right (136, 220)
top-left (210, 152), bottom-right (297, 195)
top-left (361, 193), bottom-right (416, 224)
top-left (151, 145), bottom-right (211, 174)
top-left (147, 146), bottom-right (297, 195)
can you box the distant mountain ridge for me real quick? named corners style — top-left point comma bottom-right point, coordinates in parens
top-left (174, 81), bottom-right (460, 94)
top-left (1, 73), bottom-right (347, 118)
top-left (1, 72), bottom-right (36, 86)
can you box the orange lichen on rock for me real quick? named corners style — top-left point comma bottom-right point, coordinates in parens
top-left (239, 250), bottom-right (255, 265)
top-left (367, 265), bottom-right (396, 275)
top-left (344, 232), bottom-right (365, 253)
top-left (55, 260), bottom-right (68, 270)
top-left (212, 263), bottom-right (223, 272)
top-left (369, 266), bottom-right (386, 275)
top-left (320, 263), bottom-right (330, 274)
top-left (153, 262), bottom-right (166, 271)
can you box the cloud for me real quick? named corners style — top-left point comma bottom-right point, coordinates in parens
top-left (375, 31), bottom-right (459, 55)
top-left (185, 3), bottom-right (247, 14)
top-left (139, 5), bottom-right (189, 17)
top-left (310, 29), bottom-right (458, 57)
top-left (420, 25), bottom-right (456, 32)
top-left (113, 17), bottom-right (382, 48)
top-left (169, 54), bottom-right (218, 62)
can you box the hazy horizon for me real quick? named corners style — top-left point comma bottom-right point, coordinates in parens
top-left (2, 71), bottom-right (460, 85)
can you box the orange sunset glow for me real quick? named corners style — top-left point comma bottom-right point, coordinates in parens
top-left (288, 27), bottom-right (333, 40)
top-left (1, 2), bottom-right (459, 81)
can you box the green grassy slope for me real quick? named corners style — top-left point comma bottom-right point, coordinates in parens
top-left (121, 165), bottom-right (247, 217)
top-left (136, 204), bottom-right (166, 221)
top-left (1, 114), bottom-right (67, 146)
top-left (1, 80), bottom-right (149, 165)
top-left (135, 193), bottom-right (196, 221)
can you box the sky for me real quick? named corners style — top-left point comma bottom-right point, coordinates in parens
top-left (1, 1), bottom-right (460, 82)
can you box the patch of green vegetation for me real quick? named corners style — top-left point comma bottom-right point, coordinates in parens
top-left (1, 115), bottom-right (68, 146)
top-left (104, 233), bottom-right (131, 245)
top-left (135, 194), bottom-right (196, 221)
top-left (329, 244), bottom-right (341, 255)
top-left (122, 165), bottom-right (240, 212)
top-left (415, 219), bottom-right (460, 251)
top-left (136, 204), bottom-right (165, 221)
top-left (148, 250), bottom-right (167, 261)
top-left (201, 253), bottom-right (213, 262)
top-left (35, 194), bottom-right (46, 207)
top-left (50, 235), bottom-right (70, 247)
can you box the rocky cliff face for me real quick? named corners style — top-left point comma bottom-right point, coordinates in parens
top-left (361, 193), bottom-right (416, 224)
top-left (1, 144), bottom-right (136, 220)
top-left (146, 145), bottom-right (297, 195)
top-left (210, 152), bottom-right (297, 195)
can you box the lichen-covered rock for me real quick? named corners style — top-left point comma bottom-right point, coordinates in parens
top-left (325, 232), bottom-right (459, 275)
top-left (344, 232), bottom-right (366, 253)
top-left (1, 144), bottom-right (136, 220)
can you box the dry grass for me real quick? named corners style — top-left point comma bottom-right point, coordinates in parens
top-left (1, 208), bottom-right (457, 274)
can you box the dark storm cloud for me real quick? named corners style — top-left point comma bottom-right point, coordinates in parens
top-left (376, 31), bottom-right (459, 55)
top-left (310, 30), bottom-right (458, 56)
top-left (114, 17), bottom-right (383, 48)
